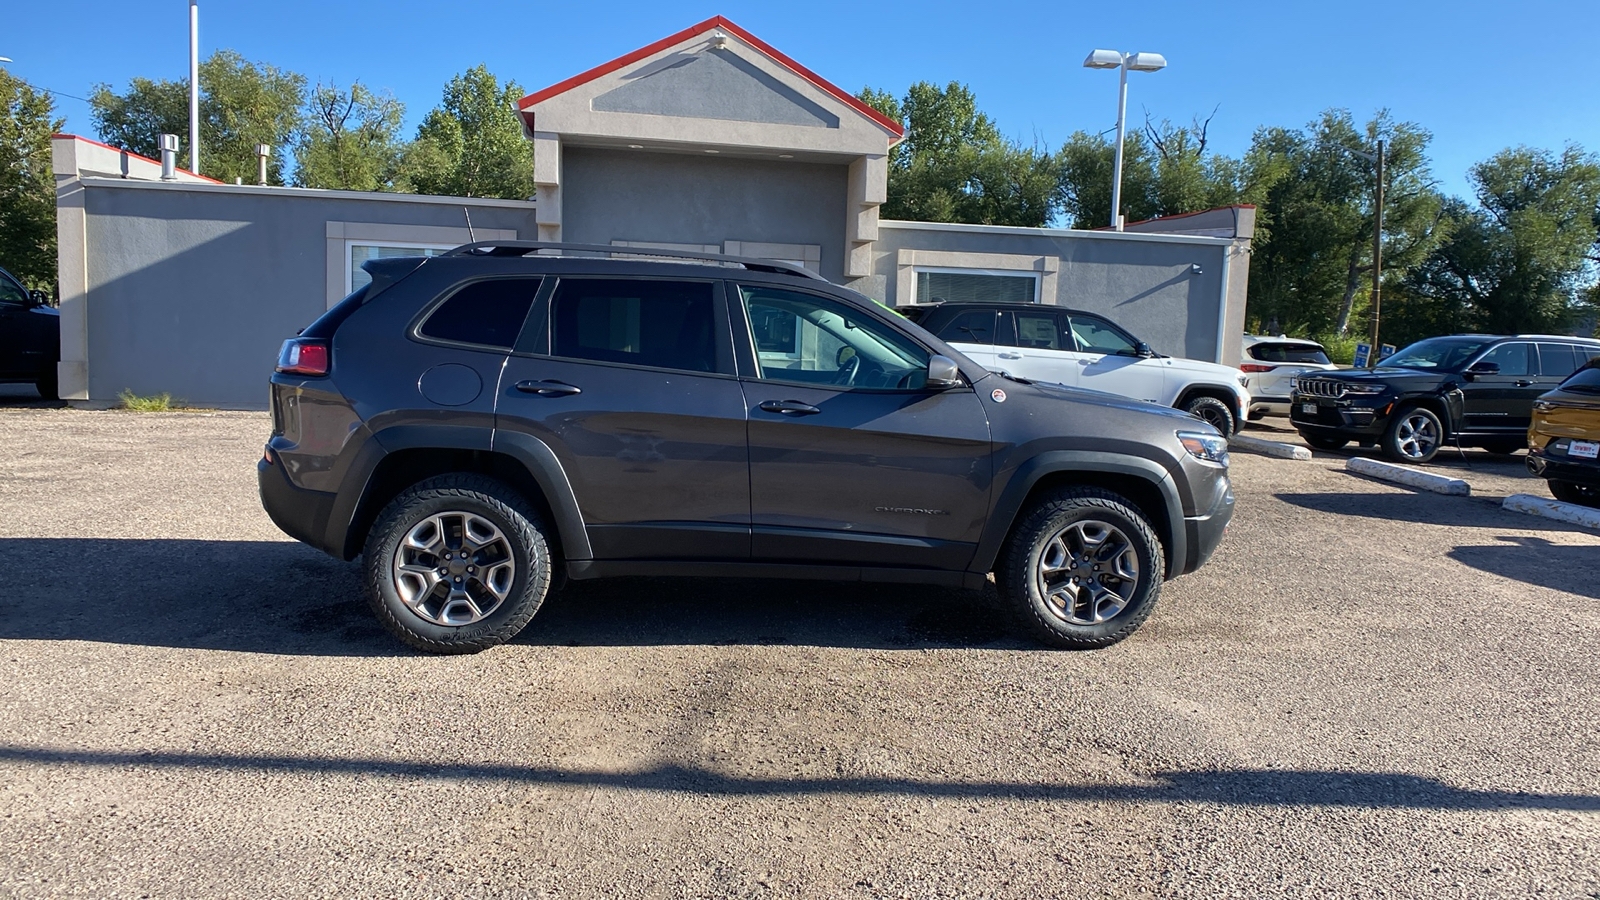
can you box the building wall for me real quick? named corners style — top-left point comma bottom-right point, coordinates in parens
top-left (874, 222), bottom-right (1235, 362)
top-left (67, 180), bottom-right (534, 408)
top-left (561, 147), bottom-right (849, 283)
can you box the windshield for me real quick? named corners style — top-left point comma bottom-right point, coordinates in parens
top-left (1560, 362), bottom-right (1600, 394)
top-left (1382, 337), bottom-right (1494, 372)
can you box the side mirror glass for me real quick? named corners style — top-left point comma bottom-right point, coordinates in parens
top-left (28, 290), bottom-right (49, 308)
top-left (1465, 361), bottom-right (1499, 380)
top-left (926, 354), bottom-right (962, 388)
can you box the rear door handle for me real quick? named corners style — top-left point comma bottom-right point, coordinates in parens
top-left (1515, 380), bottom-right (1534, 387)
top-left (758, 400), bottom-right (821, 416)
top-left (997, 352), bottom-right (1022, 359)
top-left (515, 379), bottom-right (582, 396)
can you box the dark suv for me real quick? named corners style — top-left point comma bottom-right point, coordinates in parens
top-left (0, 265), bottom-right (59, 399)
top-left (1291, 334), bottom-right (1600, 463)
top-left (259, 243), bottom-right (1234, 653)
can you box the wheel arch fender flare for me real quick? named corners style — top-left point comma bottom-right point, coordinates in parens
top-left (971, 451), bottom-right (1187, 578)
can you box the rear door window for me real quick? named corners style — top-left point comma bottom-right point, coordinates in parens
top-left (550, 279), bottom-right (720, 373)
top-left (1536, 343), bottom-right (1579, 378)
top-left (1011, 311), bottom-right (1068, 350)
top-left (419, 277), bottom-right (541, 349)
top-left (935, 309), bottom-right (999, 345)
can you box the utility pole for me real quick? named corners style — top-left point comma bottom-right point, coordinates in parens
top-left (188, 0), bottom-right (200, 175)
top-left (1369, 139), bottom-right (1384, 365)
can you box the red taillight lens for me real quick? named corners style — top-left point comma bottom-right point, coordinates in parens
top-left (276, 339), bottom-right (329, 376)
top-left (1240, 363), bottom-right (1277, 373)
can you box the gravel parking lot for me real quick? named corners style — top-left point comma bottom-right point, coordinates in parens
top-left (1, 401), bottom-right (1597, 898)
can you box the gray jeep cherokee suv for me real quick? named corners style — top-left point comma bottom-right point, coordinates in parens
top-left (259, 242), bottom-right (1234, 653)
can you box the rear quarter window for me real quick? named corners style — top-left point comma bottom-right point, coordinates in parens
top-left (419, 277), bottom-right (542, 349)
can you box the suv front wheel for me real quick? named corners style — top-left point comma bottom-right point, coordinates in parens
top-left (363, 474), bottom-right (552, 654)
top-left (999, 487), bottom-right (1164, 649)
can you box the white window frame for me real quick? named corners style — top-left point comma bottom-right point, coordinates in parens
top-left (911, 266), bottom-right (1042, 304)
top-left (345, 240), bottom-right (455, 296)
top-left (894, 249), bottom-right (1060, 307)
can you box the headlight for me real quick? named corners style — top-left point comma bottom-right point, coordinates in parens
top-left (1534, 400), bottom-right (1554, 413)
top-left (1178, 430), bottom-right (1230, 466)
top-left (1341, 383), bottom-right (1387, 395)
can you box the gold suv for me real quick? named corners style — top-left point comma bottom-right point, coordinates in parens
top-left (1527, 358), bottom-right (1600, 507)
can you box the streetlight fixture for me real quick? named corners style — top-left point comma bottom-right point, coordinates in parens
top-left (189, 0), bottom-right (200, 175)
top-left (1084, 48), bottom-right (1167, 231)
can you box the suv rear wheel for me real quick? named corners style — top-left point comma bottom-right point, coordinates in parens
top-left (363, 474), bottom-right (552, 654)
top-left (998, 487), bottom-right (1164, 649)
top-left (1549, 479), bottom-right (1600, 508)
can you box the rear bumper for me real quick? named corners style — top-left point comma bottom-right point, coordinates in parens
top-left (1527, 448), bottom-right (1600, 487)
top-left (1181, 478), bottom-right (1234, 575)
top-left (1249, 397), bottom-right (1292, 417)
top-left (258, 452), bottom-right (340, 557)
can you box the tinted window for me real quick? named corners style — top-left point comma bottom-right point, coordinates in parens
top-left (1012, 311), bottom-right (1067, 350)
top-left (0, 273), bottom-right (25, 306)
top-left (739, 286), bottom-right (930, 390)
top-left (1477, 342), bottom-right (1531, 377)
top-left (419, 278), bottom-right (540, 349)
top-left (1068, 315), bottom-right (1139, 355)
top-left (1560, 362), bottom-right (1600, 393)
top-left (1537, 343), bottom-right (1579, 378)
top-left (1250, 342), bottom-right (1332, 364)
top-left (551, 279), bottom-right (716, 373)
top-left (936, 310), bottom-right (998, 345)
top-left (1385, 337), bottom-right (1493, 371)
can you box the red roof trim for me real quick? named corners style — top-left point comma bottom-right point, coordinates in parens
top-left (52, 133), bottom-right (226, 184)
top-left (516, 15), bottom-right (904, 138)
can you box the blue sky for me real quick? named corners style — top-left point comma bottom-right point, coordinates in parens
top-left (6, 0), bottom-right (1597, 199)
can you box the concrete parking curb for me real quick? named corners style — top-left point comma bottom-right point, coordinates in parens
top-left (1345, 457), bottom-right (1471, 495)
top-left (1502, 493), bottom-right (1600, 530)
top-left (1230, 434), bottom-right (1312, 461)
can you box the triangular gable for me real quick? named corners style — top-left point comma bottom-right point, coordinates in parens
top-left (517, 15), bottom-right (902, 145)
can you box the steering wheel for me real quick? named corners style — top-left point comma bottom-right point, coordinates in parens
top-left (833, 354), bottom-right (861, 386)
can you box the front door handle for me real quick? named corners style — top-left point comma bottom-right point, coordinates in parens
top-left (515, 379), bottom-right (582, 396)
top-left (997, 352), bottom-right (1022, 359)
top-left (758, 400), bottom-right (821, 416)
top-left (1515, 379), bottom-right (1534, 387)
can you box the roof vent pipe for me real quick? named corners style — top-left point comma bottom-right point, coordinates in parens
top-left (158, 134), bottom-right (180, 181)
top-left (256, 144), bottom-right (272, 186)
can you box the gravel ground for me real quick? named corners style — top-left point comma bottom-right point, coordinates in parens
top-left (1, 403), bottom-right (1597, 899)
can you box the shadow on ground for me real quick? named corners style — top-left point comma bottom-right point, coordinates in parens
top-left (0, 745), bottom-right (1592, 812)
top-left (1275, 491), bottom-right (1584, 532)
top-left (1448, 536), bottom-right (1600, 600)
top-left (0, 383), bottom-right (65, 409)
top-left (0, 538), bottom-right (1018, 655)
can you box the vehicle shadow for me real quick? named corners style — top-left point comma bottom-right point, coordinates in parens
top-left (1274, 491), bottom-right (1587, 532)
top-left (0, 383), bottom-right (65, 409)
top-left (1447, 536), bottom-right (1600, 600)
top-left (0, 744), bottom-right (1592, 811)
top-left (0, 538), bottom-right (1021, 654)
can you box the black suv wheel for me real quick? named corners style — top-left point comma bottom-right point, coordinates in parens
top-left (363, 474), bottom-right (552, 654)
top-left (998, 487), bottom-right (1164, 649)
top-left (1183, 396), bottom-right (1235, 436)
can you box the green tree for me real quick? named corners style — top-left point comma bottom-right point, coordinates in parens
top-left (0, 67), bottom-right (64, 290)
top-left (1395, 146), bottom-right (1600, 339)
top-left (858, 81), bottom-right (1056, 227)
top-left (89, 49), bottom-right (307, 184)
top-left (293, 82), bottom-right (405, 191)
top-left (1245, 110), bottom-right (1446, 338)
top-left (399, 65), bottom-right (535, 200)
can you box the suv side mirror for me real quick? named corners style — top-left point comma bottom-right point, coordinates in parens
top-left (27, 290), bottom-right (49, 308)
top-left (926, 354), bottom-right (962, 389)
top-left (1465, 361), bottom-right (1499, 380)
top-left (1135, 341), bottom-right (1155, 358)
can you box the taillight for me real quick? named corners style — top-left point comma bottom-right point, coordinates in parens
top-left (1240, 363), bottom-right (1277, 373)
top-left (277, 339), bottom-right (329, 376)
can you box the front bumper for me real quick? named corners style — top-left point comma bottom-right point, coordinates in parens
top-left (1181, 477), bottom-right (1235, 575)
top-left (1288, 392), bottom-right (1393, 438)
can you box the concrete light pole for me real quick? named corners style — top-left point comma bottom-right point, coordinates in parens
top-left (1083, 49), bottom-right (1167, 231)
top-left (189, 0), bottom-right (200, 175)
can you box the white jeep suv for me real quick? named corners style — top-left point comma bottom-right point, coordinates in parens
top-left (904, 301), bottom-right (1250, 434)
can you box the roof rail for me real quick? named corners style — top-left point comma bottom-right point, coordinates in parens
top-left (441, 240), bottom-right (826, 282)
top-left (1514, 333), bottom-right (1600, 341)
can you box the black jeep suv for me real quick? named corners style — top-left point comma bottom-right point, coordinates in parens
top-left (1291, 334), bottom-right (1600, 463)
top-left (0, 264), bottom-right (60, 399)
top-left (259, 243), bottom-right (1234, 653)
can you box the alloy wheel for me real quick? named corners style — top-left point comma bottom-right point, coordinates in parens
top-left (1035, 519), bottom-right (1141, 625)
top-left (390, 511), bottom-right (516, 626)
top-left (1395, 413), bottom-right (1439, 460)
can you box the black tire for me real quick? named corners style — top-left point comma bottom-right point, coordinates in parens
top-left (1382, 406), bottom-right (1444, 464)
top-left (1301, 433), bottom-right (1350, 451)
top-left (997, 487), bottom-right (1164, 649)
top-left (1183, 395), bottom-right (1236, 436)
top-left (1548, 479), bottom-right (1600, 508)
top-left (1479, 439), bottom-right (1524, 456)
top-left (35, 370), bottom-right (57, 401)
top-left (362, 474), bottom-right (552, 654)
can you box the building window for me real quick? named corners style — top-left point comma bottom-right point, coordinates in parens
top-left (347, 241), bottom-right (452, 294)
top-left (913, 268), bottom-right (1039, 304)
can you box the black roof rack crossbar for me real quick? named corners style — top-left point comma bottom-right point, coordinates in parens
top-left (441, 240), bottom-right (826, 282)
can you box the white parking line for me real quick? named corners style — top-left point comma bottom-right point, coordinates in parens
top-left (1346, 458), bottom-right (1471, 496)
